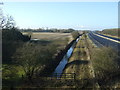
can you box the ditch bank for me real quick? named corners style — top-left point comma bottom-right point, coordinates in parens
top-left (53, 37), bottom-right (80, 76)
top-left (39, 36), bottom-right (80, 76)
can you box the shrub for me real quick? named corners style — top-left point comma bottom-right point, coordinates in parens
top-left (2, 29), bottom-right (30, 63)
top-left (91, 47), bottom-right (120, 80)
top-left (97, 28), bottom-right (120, 37)
top-left (71, 31), bottom-right (79, 39)
top-left (12, 42), bottom-right (56, 80)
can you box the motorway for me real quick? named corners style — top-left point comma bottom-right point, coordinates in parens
top-left (94, 32), bottom-right (120, 41)
top-left (88, 31), bottom-right (120, 52)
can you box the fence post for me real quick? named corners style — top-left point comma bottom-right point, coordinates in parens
top-left (74, 73), bottom-right (76, 81)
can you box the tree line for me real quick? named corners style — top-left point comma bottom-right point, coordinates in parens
top-left (20, 28), bottom-right (75, 33)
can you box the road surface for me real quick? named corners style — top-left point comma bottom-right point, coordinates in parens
top-left (88, 31), bottom-right (120, 51)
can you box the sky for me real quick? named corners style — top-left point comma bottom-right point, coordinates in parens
top-left (1, 2), bottom-right (118, 30)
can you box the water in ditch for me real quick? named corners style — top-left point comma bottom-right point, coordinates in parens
top-left (53, 37), bottom-right (80, 77)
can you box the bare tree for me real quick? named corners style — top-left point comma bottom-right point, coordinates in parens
top-left (2, 15), bottom-right (15, 29)
top-left (0, 8), bottom-right (4, 29)
top-left (13, 43), bottom-right (51, 81)
top-left (0, 9), bottom-right (15, 30)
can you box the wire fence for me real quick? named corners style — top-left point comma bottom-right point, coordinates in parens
top-left (52, 73), bottom-right (76, 80)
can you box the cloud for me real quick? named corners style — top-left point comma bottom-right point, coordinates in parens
top-left (79, 25), bottom-right (84, 28)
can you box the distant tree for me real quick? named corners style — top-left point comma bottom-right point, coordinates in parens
top-left (71, 31), bottom-right (79, 39)
top-left (20, 28), bottom-right (75, 33)
top-left (25, 32), bottom-right (32, 39)
top-left (68, 28), bottom-right (74, 32)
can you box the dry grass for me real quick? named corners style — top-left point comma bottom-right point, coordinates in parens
top-left (62, 34), bottom-right (98, 88)
top-left (23, 32), bottom-right (73, 42)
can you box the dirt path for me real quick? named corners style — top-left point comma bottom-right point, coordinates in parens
top-left (62, 34), bottom-right (100, 89)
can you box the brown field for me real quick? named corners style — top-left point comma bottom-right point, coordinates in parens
top-left (23, 32), bottom-right (73, 42)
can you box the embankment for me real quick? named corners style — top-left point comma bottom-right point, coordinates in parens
top-left (39, 36), bottom-right (80, 76)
